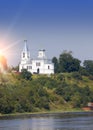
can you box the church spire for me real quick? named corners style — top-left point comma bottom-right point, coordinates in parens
top-left (21, 40), bottom-right (30, 62)
top-left (23, 40), bottom-right (29, 52)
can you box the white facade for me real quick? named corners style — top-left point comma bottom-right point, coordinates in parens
top-left (19, 40), bottom-right (54, 74)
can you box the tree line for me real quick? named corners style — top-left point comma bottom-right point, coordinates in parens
top-left (52, 50), bottom-right (93, 76)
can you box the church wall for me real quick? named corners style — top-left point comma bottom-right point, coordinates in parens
top-left (19, 61), bottom-right (54, 74)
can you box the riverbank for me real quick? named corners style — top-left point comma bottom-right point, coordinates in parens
top-left (0, 109), bottom-right (93, 120)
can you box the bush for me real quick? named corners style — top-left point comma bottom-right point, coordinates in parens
top-left (88, 75), bottom-right (93, 80)
top-left (71, 72), bottom-right (82, 80)
top-left (20, 69), bottom-right (32, 80)
top-left (56, 73), bottom-right (65, 81)
top-left (79, 67), bottom-right (89, 76)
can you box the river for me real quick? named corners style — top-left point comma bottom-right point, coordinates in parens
top-left (0, 112), bottom-right (93, 130)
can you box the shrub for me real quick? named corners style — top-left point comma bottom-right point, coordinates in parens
top-left (71, 72), bottom-right (82, 80)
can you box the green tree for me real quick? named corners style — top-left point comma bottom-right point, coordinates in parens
top-left (83, 60), bottom-right (93, 75)
top-left (79, 66), bottom-right (89, 76)
top-left (20, 69), bottom-right (32, 80)
top-left (52, 57), bottom-right (59, 73)
top-left (59, 51), bottom-right (81, 73)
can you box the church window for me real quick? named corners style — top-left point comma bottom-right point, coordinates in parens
top-left (48, 66), bottom-right (50, 69)
top-left (23, 53), bottom-right (25, 58)
top-left (36, 62), bottom-right (40, 66)
top-left (29, 66), bottom-right (32, 69)
top-left (27, 66), bottom-right (32, 70)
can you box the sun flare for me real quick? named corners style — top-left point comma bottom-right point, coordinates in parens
top-left (0, 50), bottom-right (3, 56)
top-left (0, 39), bottom-right (21, 72)
top-left (0, 54), bottom-right (7, 73)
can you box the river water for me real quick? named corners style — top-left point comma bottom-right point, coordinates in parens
top-left (0, 112), bottom-right (93, 130)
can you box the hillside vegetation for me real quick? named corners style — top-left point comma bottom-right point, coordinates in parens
top-left (1, 51), bottom-right (93, 114)
top-left (0, 71), bottom-right (93, 114)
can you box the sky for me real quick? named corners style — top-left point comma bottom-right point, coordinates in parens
top-left (0, 0), bottom-right (93, 66)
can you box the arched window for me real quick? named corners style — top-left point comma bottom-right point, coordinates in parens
top-left (48, 66), bottom-right (50, 69)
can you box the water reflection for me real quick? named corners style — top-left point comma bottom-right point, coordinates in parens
top-left (0, 112), bottom-right (93, 130)
top-left (19, 117), bottom-right (55, 130)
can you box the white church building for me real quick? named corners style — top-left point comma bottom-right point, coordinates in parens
top-left (19, 40), bottom-right (54, 74)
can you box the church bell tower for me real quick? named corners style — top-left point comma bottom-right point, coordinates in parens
top-left (21, 40), bottom-right (30, 64)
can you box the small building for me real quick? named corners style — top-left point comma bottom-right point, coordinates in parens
top-left (82, 102), bottom-right (93, 111)
top-left (19, 40), bottom-right (54, 74)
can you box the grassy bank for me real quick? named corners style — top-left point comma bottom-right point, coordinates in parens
top-left (0, 72), bottom-right (93, 115)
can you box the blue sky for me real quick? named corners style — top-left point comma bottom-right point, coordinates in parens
top-left (0, 0), bottom-right (93, 66)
